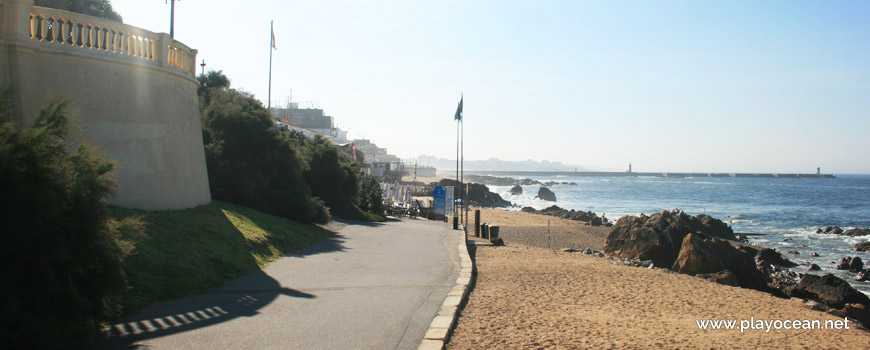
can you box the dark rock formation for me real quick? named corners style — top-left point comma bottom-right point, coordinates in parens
top-left (536, 187), bottom-right (557, 201)
top-left (797, 273), bottom-right (870, 309)
top-left (809, 264), bottom-right (822, 271)
top-left (844, 228), bottom-right (870, 237)
top-left (697, 270), bottom-right (740, 287)
top-left (837, 256), bottom-right (864, 273)
top-left (521, 205), bottom-right (597, 222)
top-left (509, 185), bottom-right (522, 195)
top-left (841, 304), bottom-right (870, 328)
top-left (855, 242), bottom-right (870, 252)
top-left (603, 209), bottom-right (738, 268)
top-left (854, 269), bottom-right (870, 282)
top-left (671, 233), bottom-right (769, 292)
top-left (816, 226), bottom-right (845, 235)
top-left (464, 175), bottom-right (541, 187)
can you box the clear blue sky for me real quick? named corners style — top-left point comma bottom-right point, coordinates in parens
top-left (112, 0), bottom-right (870, 174)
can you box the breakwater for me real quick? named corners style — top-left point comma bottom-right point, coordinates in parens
top-left (465, 171), bottom-right (835, 179)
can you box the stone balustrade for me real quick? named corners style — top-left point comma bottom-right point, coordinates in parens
top-left (21, 4), bottom-right (197, 77)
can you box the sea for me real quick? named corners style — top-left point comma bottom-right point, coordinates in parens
top-left (484, 173), bottom-right (870, 295)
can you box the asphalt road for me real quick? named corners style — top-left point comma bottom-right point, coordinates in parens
top-left (97, 218), bottom-right (461, 350)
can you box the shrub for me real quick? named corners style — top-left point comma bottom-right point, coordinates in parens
top-left (0, 93), bottom-right (143, 349)
top-left (358, 173), bottom-right (385, 216)
top-left (302, 136), bottom-right (360, 216)
top-left (199, 77), bottom-right (329, 224)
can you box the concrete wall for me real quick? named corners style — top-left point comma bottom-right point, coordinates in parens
top-left (1, 0), bottom-right (211, 210)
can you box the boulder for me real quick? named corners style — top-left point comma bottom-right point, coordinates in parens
top-left (509, 185), bottom-right (523, 195)
top-left (842, 304), bottom-right (870, 328)
top-left (697, 270), bottom-right (740, 287)
top-left (671, 233), bottom-right (769, 292)
top-left (756, 248), bottom-right (797, 268)
top-left (524, 205), bottom-right (597, 222)
top-left (604, 209), bottom-right (739, 268)
top-left (536, 187), bottom-right (557, 201)
top-left (435, 179), bottom-right (512, 208)
top-left (855, 242), bottom-right (870, 252)
top-left (854, 269), bottom-right (870, 282)
top-left (797, 274), bottom-right (870, 309)
top-left (809, 264), bottom-right (822, 271)
top-left (837, 256), bottom-right (864, 272)
top-left (844, 228), bottom-right (870, 237)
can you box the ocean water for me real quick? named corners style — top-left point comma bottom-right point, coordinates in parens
top-left (486, 174), bottom-right (870, 295)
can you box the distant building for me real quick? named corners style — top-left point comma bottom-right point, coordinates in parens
top-left (270, 106), bottom-right (340, 137)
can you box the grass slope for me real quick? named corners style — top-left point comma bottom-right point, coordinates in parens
top-left (110, 200), bottom-right (333, 316)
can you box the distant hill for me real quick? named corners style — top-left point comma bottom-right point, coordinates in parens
top-left (416, 155), bottom-right (583, 172)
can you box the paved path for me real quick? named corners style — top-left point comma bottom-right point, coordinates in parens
top-left (97, 218), bottom-right (460, 350)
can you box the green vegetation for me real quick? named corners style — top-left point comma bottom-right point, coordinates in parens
top-left (198, 71), bottom-right (383, 222)
top-left (35, 0), bottom-right (123, 22)
top-left (358, 173), bottom-right (386, 218)
top-left (111, 201), bottom-right (333, 315)
top-left (0, 91), bottom-right (143, 349)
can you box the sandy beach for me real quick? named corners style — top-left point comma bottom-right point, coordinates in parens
top-left (449, 208), bottom-right (868, 349)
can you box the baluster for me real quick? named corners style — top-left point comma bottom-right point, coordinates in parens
top-left (95, 26), bottom-right (102, 50)
top-left (30, 14), bottom-right (37, 39)
top-left (60, 19), bottom-right (68, 45)
top-left (87, 24), bottom-right (94, 48)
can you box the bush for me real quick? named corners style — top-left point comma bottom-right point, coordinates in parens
top-left (199, 76), bottom-right (329, 224)
top-left (0, 93), bottom-right (143, 349)
top-left (302, 136), bottom-right (360, 216)
top-left (358, 173), bottom-right (385, 216)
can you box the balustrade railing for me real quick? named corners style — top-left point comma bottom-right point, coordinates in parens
top-left (23, 5), bottom-right (196, 77)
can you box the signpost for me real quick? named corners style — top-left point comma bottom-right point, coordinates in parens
top-left (445, 186), bottom-right (454, 219)
top-left (433, 186), bottom-right (446, 215)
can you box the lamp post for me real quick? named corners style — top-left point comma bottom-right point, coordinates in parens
top-left (200, 59), bottom-right (206, 77)
top-left (166, 0), bottom-right (179, 38)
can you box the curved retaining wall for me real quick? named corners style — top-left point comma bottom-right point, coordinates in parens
top-left (1, 0), bottom-right (210, 210)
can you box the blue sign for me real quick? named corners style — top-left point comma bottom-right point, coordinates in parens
top-left (433, 186), bottom-right (446, 215)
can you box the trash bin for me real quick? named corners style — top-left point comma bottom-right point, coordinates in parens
top-left (482, 223), bottom-right (490, 240)
top-left (478, 223), bottom-right (486, 238)
top-left (489, 226), bottom-right (499, 241)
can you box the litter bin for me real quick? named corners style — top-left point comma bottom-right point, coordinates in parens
top-left (482, 223), bottom-right (490, 240)
top-left (489, 225), bottom-right (499, 241)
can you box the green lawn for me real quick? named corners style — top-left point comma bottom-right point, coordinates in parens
top-left (110, 200), bottom-right (333, 316)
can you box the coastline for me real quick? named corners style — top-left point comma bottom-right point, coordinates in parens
top-left (449, 208), bottom-right (869, 349)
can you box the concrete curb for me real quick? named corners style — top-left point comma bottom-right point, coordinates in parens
top-left (418, 227), bottom-right (473, 350)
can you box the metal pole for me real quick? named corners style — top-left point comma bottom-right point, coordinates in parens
top-left (200, 59), bottom-right (206, 77)
top-left (268, 20), bottom-right (273, 111)
top-left (169, 0), bottom-right (175, 38)
top-left (453, 119), bottom-right (462, 230)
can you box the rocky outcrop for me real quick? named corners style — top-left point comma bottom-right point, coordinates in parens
top-left (796, 274), bottom-right (870, 309)
top-left (603, 209), bottom-right (738, 268)
top-left (671, 233), bottom-right (770, 292)
top-left (464, 175), bottom-right (541, 187)
top-left (836, 256), bottom-right (864, 273)
top-left (844, 228), bottom-right (870, 237)
top-left (509, 185), bottom-right (523, 195)
top-left (854, 269), bottom-right (870, 282)
top-left (855, 242), bottom-right (870, 252)
top-left (536, 187), bottom-right (557, 201)
top-left (521, 205), bottom-right (597, 222)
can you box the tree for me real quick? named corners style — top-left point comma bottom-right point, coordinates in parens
top-left (0, 90), bottom-right (143, 348)
top-left (35, 0), bottom-right (123, 22)
top-left (198, 73), bottom-right (329, 224)
top-left (302, 136), bottom-right (360, 216)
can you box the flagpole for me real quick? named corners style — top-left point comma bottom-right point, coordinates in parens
top-left (267, 20), bottom-right (273, 111)
top-left (454, 113), bottom-right (459, 230)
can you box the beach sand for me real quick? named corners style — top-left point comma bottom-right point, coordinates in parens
top-left (449, 209), bottom-right (868, 349)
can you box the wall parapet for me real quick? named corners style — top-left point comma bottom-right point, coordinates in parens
top-left (3, 1), bottom-right (197, 78)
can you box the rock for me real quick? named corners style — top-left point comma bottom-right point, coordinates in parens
top-left (810, 252), bottom-right (820, 257)
top-left (797, 273), bottom-right (870, 309)
top-left (782, 237), bottom-right (793, 242)
top-left (842, 303), bottom-right (870, 328)
top-left (805, 300), bottom-right (827, 311)
top-left (855, 242), bottom-right (870, 252)
top-left (671, 233), bottom-right (769, 291)
top-left (589, 216), bottom-right (603, 226)
top-left (561, 248), bottom-right (579, 253)
top-left (756, 248), bottom-right (797, 267)
top-left (844, 228), bottom-right (870, 237)
top-left (819, 226), bottom-right (845, 235)
top-left (509, 185), bottom-right (523, 195)
top-left (604, 209), bottom-right (739, 269)
top-left (855, 269), bottom-right (870, 282)
top-left (491, 238), bottom-right (505, 246)
top-left (697, 270), bottom-right (740, 287)
top-left (787, 250), bottom-right (800, 255)
top-left (523, 205), bottom-right (597, 222)
top-left (582, 247), bottom-right (593, 255)
top-left (785, 285), bottom-right (819, 300)
top-left (837, 257), bottom-right (864, 272)
top-left (809, 264), bottom-right (822, 271)
top-left (536, 187), bottom-right (557, 201)
top-left (433, 179), bottom-right (512, 207)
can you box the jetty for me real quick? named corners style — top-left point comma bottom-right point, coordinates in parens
top-left (465, 171), bottom-right (835, 179)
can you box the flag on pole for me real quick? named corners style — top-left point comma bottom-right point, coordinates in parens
top-left (352, 143), bottom-right (357, 161)
top-left (454, 94), bottom-right (463, 120)
top-left (271, 22), bottom-right (276, 49)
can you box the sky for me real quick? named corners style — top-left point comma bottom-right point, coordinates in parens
top-left (111, 0), bottom-right (870, 174)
